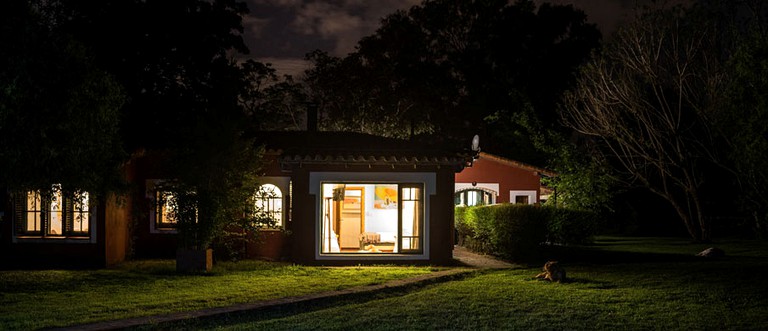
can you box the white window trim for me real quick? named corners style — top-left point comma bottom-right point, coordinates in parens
top-left (454, 183), bottom-right (499, 206)
top-left (309, 172), bottom-right (434, 261)
top-left (455, 182), bottom-right (499, 195)
top-left (509, 190), bottom-right (537, 205)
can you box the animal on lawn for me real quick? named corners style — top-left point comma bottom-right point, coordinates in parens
top-left (534, 261), bottom-right (566, 282)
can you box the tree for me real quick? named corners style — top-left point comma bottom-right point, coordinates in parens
top-left (40, 0), bottom-right (274, 269)
top-left (304, 0), bottom-right (600, 163)
top-left (561, 4), bottom-right (727, 241)
top-left (240, 60), bottom-right (308, 131)
top-left (716, 1), bottom-right (768, 238)
top-left (0, 1), bottom-right (126, 195)
top-left (47, 0), bottom-right (252, 150)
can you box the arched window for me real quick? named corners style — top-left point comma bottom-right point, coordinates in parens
top-left (454, 189), bottom-right (495, 206)
top-left (255, 184), bottom-right (283, 227)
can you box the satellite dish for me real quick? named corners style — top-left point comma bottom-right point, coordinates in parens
top-left (471, 134), bottom-right (480, 152)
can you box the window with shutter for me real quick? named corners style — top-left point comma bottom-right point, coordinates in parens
top-left (12, 186), bottom-right (92, 241)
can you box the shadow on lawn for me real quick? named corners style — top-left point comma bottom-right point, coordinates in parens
top-left (534, 244), bottom-right (700, 266)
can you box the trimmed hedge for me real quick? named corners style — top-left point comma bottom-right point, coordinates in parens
top-left (455, 203), bottom-right (599, 262)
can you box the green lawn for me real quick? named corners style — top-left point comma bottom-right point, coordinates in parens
top-left (156, 236), bottom-right (768, 330)
top-left (0, 260), bottom-right (438, 330)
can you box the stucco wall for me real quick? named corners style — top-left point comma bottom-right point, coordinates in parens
top-left (455, 155), bottom-right (542, 203)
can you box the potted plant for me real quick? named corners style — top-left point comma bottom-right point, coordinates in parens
top-left (164, 120), bottom-right (263, 273)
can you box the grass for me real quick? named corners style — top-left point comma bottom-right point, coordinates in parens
top-left (0, 260), bottom-right (438, 330)
top-left (153, 236), bottom-right (768, 330)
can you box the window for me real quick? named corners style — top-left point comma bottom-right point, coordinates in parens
top-left (399, 185), bottom-right (423, 252)
top-left (454, 189), bottom-right (494, 206)
top-left (254, 184), bottom-right (283, 227)
top-left (510, 190), bottom-right (537, 205)
top-left (13, 185), bottom-right (93, 239)
top-left (155, 190), bottom-right (178, 229)
top-left (147, 180), bottom-right (183, 233)
top-left (320, 182), bottom-right (424, 254)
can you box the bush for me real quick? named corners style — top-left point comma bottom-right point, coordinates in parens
top-left (466, 205), bottom-right (495, 254)
top-left (454, 204), bottom-right (600, 262)
top-left (454, 206), bottom-right (472, 246)
top-left (489, 204), bottom-right (548, 261)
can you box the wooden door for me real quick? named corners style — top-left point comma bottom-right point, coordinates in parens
top-left (339, 187), bottom-right (364, 249)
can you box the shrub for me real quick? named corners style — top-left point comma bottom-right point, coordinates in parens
top-left (455, 204), bottom-right (600, 262)
top-left (489, 204), bottom-right (548, 261)
top-left (454, 206), bottom-right (472, 246)
top-left (466, 205), bottom-right (495, 254)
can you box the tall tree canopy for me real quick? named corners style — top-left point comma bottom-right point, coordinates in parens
top-left (0, 1), bottom-right (125, 194)
top-left (304, 0), bottom-right (600, 164)
top-left (47, 0), bottom-right (252, 150)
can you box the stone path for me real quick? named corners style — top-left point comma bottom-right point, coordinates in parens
top-left (52, 247), bottom-right (514, 331)
top-left (452, 245), bottom-right (517, 269)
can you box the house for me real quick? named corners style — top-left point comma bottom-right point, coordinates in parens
top-left (252, 131), bottom-right (475, 265)
top-left (1, 131), bottom-right (475, 268)
top-left (454, 152), bottom-right (555, 206)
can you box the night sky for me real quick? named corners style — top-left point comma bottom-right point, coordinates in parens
top-left (240, 0), bottom-right (688, 77)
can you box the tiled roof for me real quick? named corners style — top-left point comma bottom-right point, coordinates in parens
top-left (254, 131), bottom-right (476, 170)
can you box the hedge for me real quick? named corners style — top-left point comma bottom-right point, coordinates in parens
top-left (455, 203), bottom-right (599, 261)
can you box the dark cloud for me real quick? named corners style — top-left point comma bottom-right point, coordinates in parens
top-left (242, 0), bottom-right (678, 76)
top-left (244, 0), bottom-right (419, 58)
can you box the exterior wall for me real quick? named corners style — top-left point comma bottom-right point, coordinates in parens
top-left (287, 167), bottom-right (312, 264)
top-left (429, 168), bottom-right (457, 264)
top-left (103, 192), bottom-right (131, 266)
top-left (455, 154), bottom-right (542, 204)
top-left (129, 152), bottom-right (177, 259)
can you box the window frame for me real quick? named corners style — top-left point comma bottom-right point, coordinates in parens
top-left (454, 188), bottom-right (495, 206)
top-left (12, 186), bottom-right (96, 243)
top-left (253, 183), bottom-right (284, 228)
top-left (147, 180), bottom-right (179, 234)
top-left (509, 190), bottom-right (537, 205)
top-left (310, 172), bottom-right (433, 261)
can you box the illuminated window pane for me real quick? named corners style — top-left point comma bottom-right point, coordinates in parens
top-left (156, 191), bottom-right (178, 228)
top-left (255, 184), bottom-right (282, 227)
top-left (400, 186), bottom-right (422, 252)
top-left (48, 189), bottom-right (63, 236)
top-left (319, 183), bottom-right (423, 255)
top-left (72, 192), bottom-right (90, 233)
top-left (26, 191), bottom-right (42, 232)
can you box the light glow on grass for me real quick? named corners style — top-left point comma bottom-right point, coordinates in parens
top-left (177, 237), bottom-right (768, 330)
top-left (0, 260), bottom-right (437, 330)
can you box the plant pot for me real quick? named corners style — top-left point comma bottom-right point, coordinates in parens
top-left (176, 248), bottom-right (213, 273)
